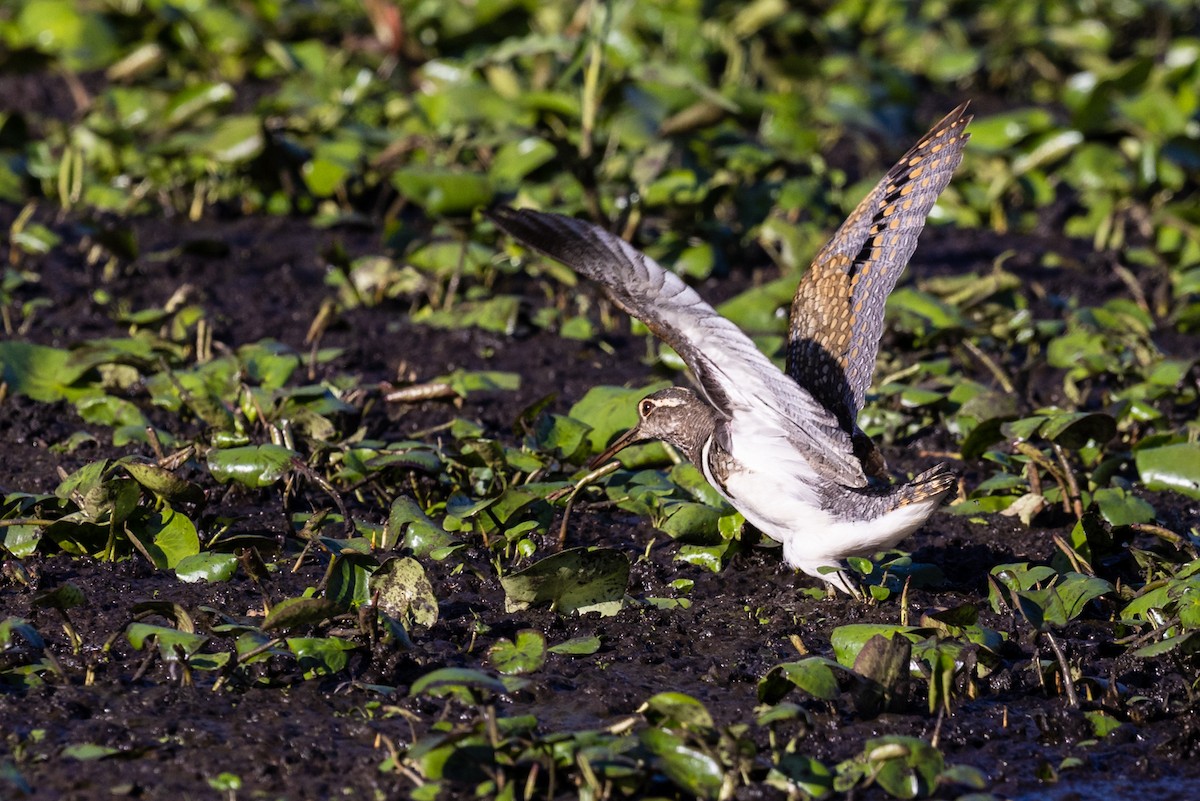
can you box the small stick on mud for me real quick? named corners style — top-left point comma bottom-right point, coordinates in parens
top-left (1042, 631), bottom-right (1079, 708)
top-left (549, 461), bottom-right (620, 547)
top-left (1052, 443), bottom-right (1084, 520)
top-left (289, 456), bottom-right (354, 538)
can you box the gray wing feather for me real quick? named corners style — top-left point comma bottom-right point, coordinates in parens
top-left (490, 207), bottom-right (867, 488)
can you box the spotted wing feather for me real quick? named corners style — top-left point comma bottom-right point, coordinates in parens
top-left (787, 104), bottom-right (972, 430)
top-left (490, 207), bottom-right (868, 489)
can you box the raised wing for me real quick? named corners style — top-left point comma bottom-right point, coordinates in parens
top-left (787, 104), bottom-right (971, 431)
top-left (489, 207), bottom-right (867, 488)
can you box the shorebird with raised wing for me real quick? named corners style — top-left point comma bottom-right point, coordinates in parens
top-left (490, 104), bottom-right (971, 594)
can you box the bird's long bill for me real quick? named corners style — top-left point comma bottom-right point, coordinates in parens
top-left (589, 424), bottom-right (646, 470)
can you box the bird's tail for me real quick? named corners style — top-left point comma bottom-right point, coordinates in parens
top-left (896, 463), bottom-right (958, 507)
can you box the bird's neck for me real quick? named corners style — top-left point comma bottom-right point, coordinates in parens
top-left (666, 402), bottom-right (722, 466)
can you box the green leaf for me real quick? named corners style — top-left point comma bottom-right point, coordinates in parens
top-left (1136, 443), bottom-right (1200, 499)
top-left (388, 497), bottom-right (455, 557)
top-left (202, 115), bottom-right (264, 163)
top-left (568, 383), bottom-right (671, 455)
top-left (62, 743), bottom-right (121, 761)
top-left (487, 629), bottom-right (546, 675)
top-left (134, 507), bottom-right (200, 569)
top-left (865, 736), bottom-right (944, 799)
top-left (1039, 411), bottom-right (1116, 449)
top-left (830, 624), bottom-right (920, 667)
top-left (0, 342), bottom-right (92, 402)
top-left (262, 597), bottom-right (342, 632)
top-left (391, 168), bottom-right (493, 215)
top-left (174, 552), bottom-right (238, 583)
top-left (286, 637), bottom-right (357, 677)
top-left (410, 667), bottom-right (508, 699)
top-left (207, 444), bottom-right (297, 488)
top-left (642, 692), bottom-right (715, 729)
top-left (640, 728), bottom-right (723, 799)
top-left (489, 137), bottom-right (556, 189)
top-left (431, 369), bottom-right (521, 396)
top-left (547, 635), bottom-right (602, 656)
top-left (501, 547), bottom-right (629, 616)
top-left (126, 623), bottom-right (209, 660)
top-left (370, 556), bottom-right (439, 627)
top-left (759, 658), bottom-right (843, 703)
top-left (31, 582), bottom-right (85, 611)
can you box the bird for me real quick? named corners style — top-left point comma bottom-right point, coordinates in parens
top-left (489, 103), bottom-right (971, 594)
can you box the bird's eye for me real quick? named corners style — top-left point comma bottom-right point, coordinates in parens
top-left (640, 400), bottom-right (654, 416)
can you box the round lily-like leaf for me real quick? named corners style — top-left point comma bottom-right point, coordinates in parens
top-left (370, 556), bottom-right (439, 627)
top-left (640, 728), bottom-right (723, 800)
top-left (830, 624), bottom-right (921, 668)
top-left (500, 547), bottom-right (629, 616)
top-left (487, 630), bottom-right (546, 675)
top-left (262, 597), bottom-right (342, 632)
top-left (568, 382), bottom-right (671, 455)
top-left (409, 667), bottom-right (508, 699)
top-left (127, 507), bottom-right (200, 569)
top-left (547, 635), bottom-right (601, 656)
top-left (641, 692), bottom-right (714, 729)
top-left (758, 658), bottom-right (843, 703)
top-left (126, 622), bottom-right (208, 660)
top-left (1136, 443), bottom-right (1200, 500)
top-left (207, 444), bottom-right (297, 488)
top-left (174, 552), bottom-right (239, 583)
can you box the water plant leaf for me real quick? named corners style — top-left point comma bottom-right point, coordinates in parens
top-left (830, 625), bottom-right (921, 668)
top-left (286, 637), bottom-right (357, 677)
top-left (642, 692), bottom-right (715, 730)
top-left (409, 667), bottom-right (508, 699)
top-left (207, 445), bottom-right (297, 488)
top-left (370, 556), bottom-right (439, 627)
top-left (500, 547), bottom-right (629, 616)
top-left (391, 168), bottom-right (493, 215)
top-left (126, 623), bottom-right (209, 660)
top-left (640, 727), bottom-right (723, 800)
top-left (31, 582), bottom-right (85, 611)
top-left (388, 497), bottom-right (455, 557)
top-left (863, 736), bottom-right (945, 799)
top-left (547, 635), bottom-right (602, 656)
top-left (61, 744), bottom-right (121, 761)
top-left (262, 597), bottom-right (342, 632)
top-left (174, 552), bottom-right (238, 583)
top-left (130, 507), bottom-right (200, 569)
top-left (568, 383), bottom-right (671, 455)
top-left (487, 629), bottom-right (546, 675)
top-left (0, 342), bottom-right (92, 402)
top-left (758, 658), bottom-right (843, 703)
top-left (1135, 443), bottom-right (1200, 499)
top-left (1039, 411), bottom-right (1116, 449)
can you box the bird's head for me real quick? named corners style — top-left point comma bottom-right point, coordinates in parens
top-left (589, 387), bottom-right (708, 468)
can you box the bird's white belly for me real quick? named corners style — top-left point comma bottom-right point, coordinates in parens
top-left (716, 461), bottom-right (936, 582)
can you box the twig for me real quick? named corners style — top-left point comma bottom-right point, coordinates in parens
top-left (962, 339), bottom-right (1015, 394)
top-left (1052, 443), bottom-right (1083, 520)
top-left (1042, 630), bottom-right (1079, 708)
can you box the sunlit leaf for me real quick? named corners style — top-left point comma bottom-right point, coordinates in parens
top-left (370, 556), bottom-right (439, 627)
top-left (207, 445), bottom-right (297, 488)
top-left (501, 547), bottom-right (629, 616)
top-left (487, 629), bottom-right (546, 675)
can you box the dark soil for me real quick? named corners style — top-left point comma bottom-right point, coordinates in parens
top-left (2, 194), bottom-right (1199, 801)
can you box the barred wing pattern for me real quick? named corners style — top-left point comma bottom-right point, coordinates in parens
top-left (787, 104), bottom-right (972, 430)
top-left (489, 207), bottom-right (868, 489)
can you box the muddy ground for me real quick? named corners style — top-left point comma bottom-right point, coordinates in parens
top-left (1, 189), bottom-right (1199, 801)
